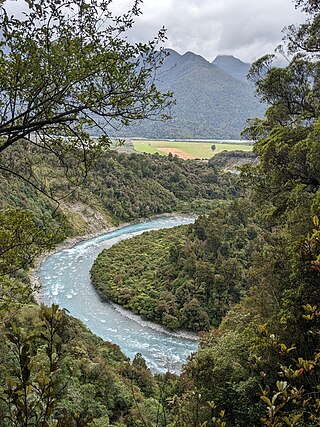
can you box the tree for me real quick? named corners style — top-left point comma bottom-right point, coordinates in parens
top-left (245, 0), bottom-right (320, 133)
top-left (1, 305), bottom-right (68, 427)
top-left (0, 209), bottom-right (66, 275)
top-left (0, 0), bottom-right (173, 196)
top-left (0, 0), bottom-right (174, 276)
top-left (0, 209), bottom-right (68, 317)
top-left (242, 0), bottom-right (320, 232)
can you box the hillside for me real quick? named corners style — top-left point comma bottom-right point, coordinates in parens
top-left (2, 0), bottom-right (320, 425)
top-left (104, 49), bottom-right (265, 140)
top-left (0, 144), bottom-right (239, 238)
top-left (0, 146), bottom-right (241, 425)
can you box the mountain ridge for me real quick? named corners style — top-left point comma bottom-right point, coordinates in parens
top-left (103, 48), bottom-right (265, 139)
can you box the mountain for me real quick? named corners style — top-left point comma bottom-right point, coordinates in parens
top-left (212, 55), bottom-right (251, 82)
top-left (104, 49), bottom-right (265, 140)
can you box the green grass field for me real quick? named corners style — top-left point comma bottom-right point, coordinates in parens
top-left (133, 140), bottom-right (253, 160)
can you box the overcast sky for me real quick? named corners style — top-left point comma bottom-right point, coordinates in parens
top-left (111, 0), bottom-right (306, 63)
top-left (5, 0), bottom-right (307, 63)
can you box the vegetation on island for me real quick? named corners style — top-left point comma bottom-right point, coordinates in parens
top-left (1, 0), bottom-right (320, 426)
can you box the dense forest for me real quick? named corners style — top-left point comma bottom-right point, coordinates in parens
top-left (1, 143), bottom-right (236, 231)
top-left (91, 200), bottom-right (262, 331)
top-left (1, 0), bottom-right (320, 426)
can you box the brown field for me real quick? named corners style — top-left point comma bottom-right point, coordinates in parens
top-left (157, 147), bottom-right (194, 160)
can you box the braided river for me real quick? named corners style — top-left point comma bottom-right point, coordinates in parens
top-left (38, 215), bottom-right (198, 373)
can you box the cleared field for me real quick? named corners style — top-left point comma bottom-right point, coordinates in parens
top-left (133, 140), bottom-right (252, 160)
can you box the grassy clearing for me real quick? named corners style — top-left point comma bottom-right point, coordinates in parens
top-left (133, 140), bottom-right (253, 160)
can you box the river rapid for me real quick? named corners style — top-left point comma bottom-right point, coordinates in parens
top-left (38, 215), bottom-right (199, 373)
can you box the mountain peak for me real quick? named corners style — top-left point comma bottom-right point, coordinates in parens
top-left (180, 51), bottom-right (212, 68)
top-left (107, 48), bottom-right (265, 139)
top-left (212, 55), bottom-right (251, 82)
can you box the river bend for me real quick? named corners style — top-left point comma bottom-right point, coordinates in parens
top-left (39, 216), bottom-right (198, 373)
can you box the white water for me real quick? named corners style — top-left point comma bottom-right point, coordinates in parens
top-left (38, 216), bottom-right (198, 373)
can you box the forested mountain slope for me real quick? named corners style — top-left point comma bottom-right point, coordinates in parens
top-left (106, 49), bottom-right (265, 140)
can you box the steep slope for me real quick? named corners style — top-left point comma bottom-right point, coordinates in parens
top-left (212, 54), bottom-right (251, 82)
top-left (106, 49), bottom-right (265, 139)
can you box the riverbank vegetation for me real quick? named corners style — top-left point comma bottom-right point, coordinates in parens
top-left (91, 200), bottom-right (262, 331)
top-left (92, 0), bottom-right (320, 424)
top-left (0, 302), bottom-right (168, 426)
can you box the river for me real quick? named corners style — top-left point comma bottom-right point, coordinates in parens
top-left (38, 215), bottom-right (199, 373)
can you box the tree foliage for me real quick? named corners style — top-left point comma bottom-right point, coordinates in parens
top-left (0, 303), bottom-right (168, 426)
top-left (0, 0), bottom-right (173, 196)
top-left (177, 1), bottom-right (320, 424)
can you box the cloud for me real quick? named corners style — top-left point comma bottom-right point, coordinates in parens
top-left (118, 0), bottom-right (306, 62)
top-left (3, 0), bottom-right (307, 63)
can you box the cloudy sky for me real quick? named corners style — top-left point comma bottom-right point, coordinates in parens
top-left (4, 0), bottom-right (307, 63)
top-left (111, 0), bottom-right (306, 63)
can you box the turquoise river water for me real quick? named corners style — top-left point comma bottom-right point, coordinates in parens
top-left (38, 215), bottom-right (198, 373)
